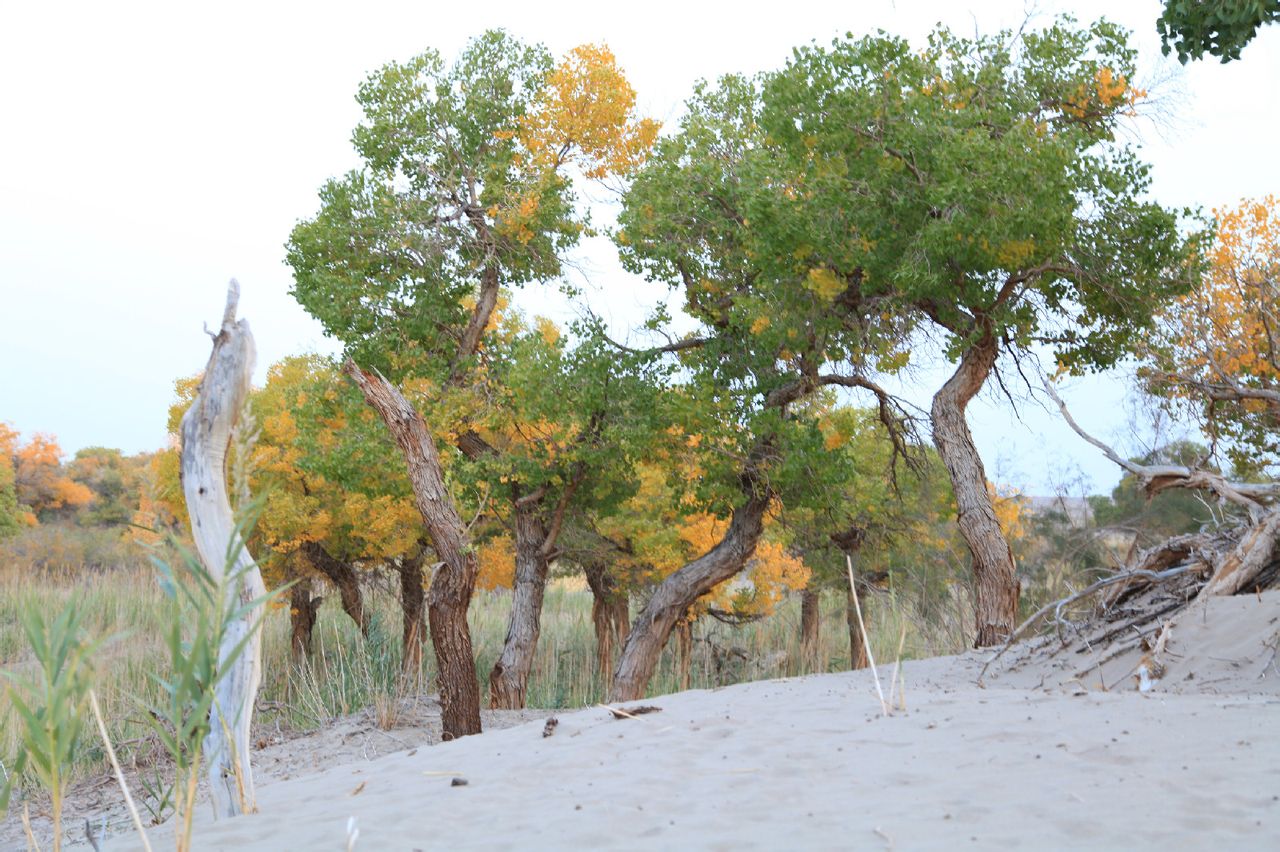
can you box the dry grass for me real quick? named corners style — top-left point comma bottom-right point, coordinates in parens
top-left (0, 558), bottom-right (966, 790)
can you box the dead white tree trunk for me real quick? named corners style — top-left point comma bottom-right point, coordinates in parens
top-left (180, 280), bottom-right (267, 818)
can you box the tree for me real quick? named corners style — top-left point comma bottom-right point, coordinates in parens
top-left (251, 355), bottom-right (427, 666)
top-left (1142, 196), bottom-right (1280, 474)
top-left (288, 32), bottom-right (658, 730)
top-left (67, 447), bottom-right (148, 528)
top-left (4, 429), bottom-right (94, 524)
top-left (613, 73), bottom-right (917, 698)
top-left (1158, 0), bottom-right (1279, 63)
top-left (0, 422), bottom-right (27, 538)
top-left (746, 18), bottom-right (1194, 645)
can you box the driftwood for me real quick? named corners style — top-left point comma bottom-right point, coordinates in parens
top-left (1045, 378), bottom-right (1280, 599)
top-left (179, 281), bottom-right (268, 817)
top-left (979, 381), bottom-right (1280, 684)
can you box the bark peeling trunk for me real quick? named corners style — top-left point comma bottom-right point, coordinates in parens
top-left (584, 562), bottom-right (629, 679)
top-left (610, 485), bottom-right (771, 702)
top-left (302, 541), bottom-right (368, 638)
top-left (844, 587), bottom-right (870, 670)
top-left (396, 544), bottom-right (428, 674)
top-left (488, 502), bottom-right (551, 708)
top-left (179, 280), bottom-right (268, 817)
top-left (344, 360), bottom-right (482, 739)
top-left (289, 578), bottom-right (322, 664)
top-left (931, 335), bottom-right (1019, 647)
top-left (675, 618), bottom-right (693, 691)
top-left (799, 588), bottom-right (820, 670)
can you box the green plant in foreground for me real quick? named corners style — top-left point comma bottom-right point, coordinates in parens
top-left (1, 601), bottom-right (105, 852)
top-left (144, 526), bottom-right (275, 852)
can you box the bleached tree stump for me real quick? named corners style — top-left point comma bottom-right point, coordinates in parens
top-left (180, 280), bottom-right (267, 817)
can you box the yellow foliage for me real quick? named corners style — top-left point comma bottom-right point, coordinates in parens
top-left (518, 43), bottom-right (661, 179)
top-left (805, 267), bottom-right (845, 301)
top-left (476, 535), bottom-right (516, 591)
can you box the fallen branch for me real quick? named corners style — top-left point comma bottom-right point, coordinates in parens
top-left (977, 564), bottom-right (1201, 684)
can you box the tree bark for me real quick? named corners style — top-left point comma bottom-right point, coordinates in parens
top-left (301, 541), bottom-right (368, 638)
top-left (179, 280), bottom-right (268, 817)
top-left (584, 561), bottom-right (629, 680)
top-left (344, 360), bottom-right (482, 739)
top-left (610, 480), bottom-right (771, 702)
top-left (799, 588), bottom-right (820, 671)
top-left (396, 544), bottom-right (428, 674)
top-left (675, 618), bottom-right (693, 691)
top-left (844, 587), bottom-right (870, 670)
top-left (931, 334), bottom-right (1019, 647)
top-left (289, 578), bottom-right (321, 664)
top-left (488, 501), bottom-right (551, 708)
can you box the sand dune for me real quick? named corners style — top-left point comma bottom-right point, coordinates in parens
top-left (39, 590), bottom-right (1280, 850)
top-left (140, 593), bottom-right (1279, 850)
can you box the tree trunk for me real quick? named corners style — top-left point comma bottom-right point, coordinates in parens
top-left (799, 588), bottom-right (820, 671)
top-left (844, 587), bottom-right (870, 670)
top-left (396, 544), bottom-right (428, 675)
top-left (302, 541), bottom-right (368, 638)
top-left (289, 578), bottom-right (321, 664)
top-left (610, 482), bottom-right (771, 702)
top-left (488, 501), bottom-right (551, 709)
top-left (179, 281), bottom-right (268, 817)
top-left (931, 334), bottom-right (1019, 647)
top-left (344, 361), bottom-right (482, 739)
top-left (675, 618), bottom-right (693, 691)
top-left (584, 562), bottom-right (629, 679)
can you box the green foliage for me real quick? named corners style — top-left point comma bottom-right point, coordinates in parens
top-left (0, 456), bottom-right (20, 540)
top-left (1, 601), bottom-right (104, 849)
top-left (287, 30), bottom-right (577, 381)
top-left (1158, 0), bottom-right (1279, 63)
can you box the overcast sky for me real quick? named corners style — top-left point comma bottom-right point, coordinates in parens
top-left (1, 0), bottom-right (1276, 495)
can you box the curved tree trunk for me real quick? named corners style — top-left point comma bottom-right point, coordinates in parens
top-left (345, 361), bottom-right (482, 739)
top-left (931, 334), bottom-right (1019, 647)
top-left (610, 485), bottom-right (771, 702)
top-left (488, 503), bottom-right (551, 708)
top-left (396, 544), bottom-right (428, 674)
top-left (799, 588), bottom-right (820, 671)
top-left (179, 281), bottom-right (268, 817)
top-left (302, 541), bottom-right (368, 638)
top-left (289, 578), bottom-right (321, 664)
top-left (584, 561), bottom-right (629, 679)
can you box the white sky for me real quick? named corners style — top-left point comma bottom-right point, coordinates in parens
top-left (1, 0), bottom-right (1276, 495)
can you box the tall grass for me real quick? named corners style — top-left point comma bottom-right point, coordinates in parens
top-left (2, 559), bottom-right (965, 791)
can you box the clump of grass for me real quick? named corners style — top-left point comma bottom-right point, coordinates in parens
top-left (1, 601), bottom-right (104, 852)
top-left (143, 537), bottom-right (275, 852)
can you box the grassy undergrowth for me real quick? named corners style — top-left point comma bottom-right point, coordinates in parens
top-left (1, 560), bottom-right (966, 789)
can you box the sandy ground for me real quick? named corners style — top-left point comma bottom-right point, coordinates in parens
top-left (15, 592), bottom-right (1280, 850)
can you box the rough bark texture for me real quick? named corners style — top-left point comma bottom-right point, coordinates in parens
top-left (610, 485), bottom-right (771, 702)
top-left (179, 281), bottom-right (268, 817)
top-left (344, 360), bottom-right (482, 739)
top-left (488, 503), bottom-right (551, 709)
top-left (799, 588), bottom-right (821, 670)
top-left (584, 562), bottom-right (630, 679)
top-left (302, 541), bottom-right (368, 638)
top-left (844, 587), bottom-right (870, 670)
top-left (931, 336), bottom-right (1019, 647)
top-left (396, 545), bottom-right (428, 674)
top-left (289, 579), bottom-right (321, 664)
